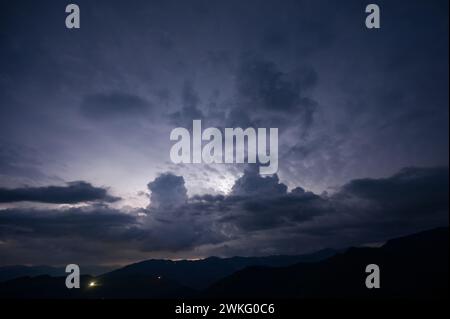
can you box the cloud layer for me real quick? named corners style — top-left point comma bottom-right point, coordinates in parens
top-left (0, 166), bottom-right (447, 265)
top-left (0, 181), bottom-right (120, 204)
top-left (0, 0), bottom-right (447, 266)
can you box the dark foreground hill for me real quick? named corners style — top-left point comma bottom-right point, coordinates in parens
top-left (206, 227), bottom-right (449, 298)
top-left (0, 274), bottom-right (194, 299)
top-left (101, 249), bottom-right (336, 290)
top-left (0, 249), bottom-right (335, 298)
top-left (0, 228), bottom-right (447, 298)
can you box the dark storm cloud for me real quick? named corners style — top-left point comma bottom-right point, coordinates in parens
top-left (0, 166), bottom-right (448, 264)
top-left (230, 166), bottom-right (287, 197)
top-left (299, 167), bottom-right (450, 245)
top-left (169, 81), bottom-right (205, 127)
top-left (224, 56), bottom-right (318, 135)
top-left (165, 53), bottom-right (320, 133)
top-left (161, 166), bottom-right (448, 241)
top-left (80, 92), bottom-right (152, 120)
top-left (0, 206), bottom-right (137, 240)
top-left (190, 168), bottom-right (330, 232)
top-left (219, 191), bottom-right (329, 232)
top-left (339, 167), bottom-right (449, 210)
top-left (147, 173), bottom-right (188, 208)
top-left (0, 205), bottom-right (147, 265)
top-left (236, 57), bottom-right (317, 113)
top-left (146, 166), bottom-right (448, 237)
top-left (0, 181), bottom-right (120, 204)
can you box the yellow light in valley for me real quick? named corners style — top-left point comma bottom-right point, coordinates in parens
top-left (88, 281), bottom-right (96, 287)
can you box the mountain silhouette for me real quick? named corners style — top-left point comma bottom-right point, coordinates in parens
top-left (0, 228), bottom-right (447, 298)
top-left (101, 249), bottom-right (337, 290)
top-left (0, 265), bottom-right (115, 283)
top-left (0, 249), bottom-right (335, 298)
top-left (0, 266), bottom-right (65, 283)
top-left (206, 227), bottom-right (449, 298)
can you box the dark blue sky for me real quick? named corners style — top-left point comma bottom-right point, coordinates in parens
top-left (0, 0), bottom-right (448, 265)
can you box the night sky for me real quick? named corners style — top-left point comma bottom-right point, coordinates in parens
top-left (0, 0), bottom-right (448, 266)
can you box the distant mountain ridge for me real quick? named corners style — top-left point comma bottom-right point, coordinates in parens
top-left (102, 248), bottom-right (337, 290)
top-left (0, 265), bottom-right (64, 283)
top-left (0, 227), bottom-right (447, 298)
top-left (206, 227), bottom-right (449, 298)
top-left (0, 265), bottom-right (116, 283)
top-left (0, 249), bottom-right (337, 299)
